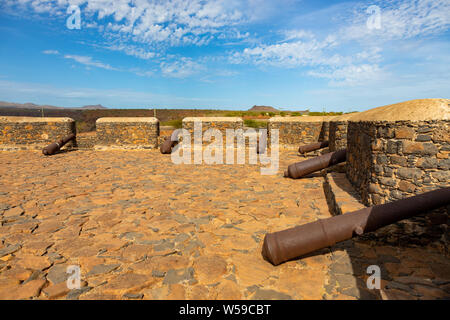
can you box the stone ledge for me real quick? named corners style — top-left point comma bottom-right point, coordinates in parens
top-left (0, 116), bottom-right (74, 123)
top-left (324, 172), bottom-right (366, 215)
top-left (96, 117), bottom-right (158, 123)
top-left (269, 116), bottom-right (336, 123)
top-left (182, 117), bottom-right (243, 123)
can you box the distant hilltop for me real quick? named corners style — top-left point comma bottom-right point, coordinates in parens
top-left (0, 101), bottom-right (108, 110)
top-left (248, 105), bottom-right (278, 112)
top-left (80, 104), bottom-right (107, 110)
top-left (248, 105), bottom-right (309, 114)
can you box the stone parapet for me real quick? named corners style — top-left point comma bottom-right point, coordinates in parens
top-left (95, 117), bottom-right (159, 150)
top-left (346, 120), bottom-right (449, 206)
top-left (0, 116), bottom-right (75, 150)
top-left (268, 116), bottom-right (334, 150)
top-left (182, 117), bottom-right (244, 146)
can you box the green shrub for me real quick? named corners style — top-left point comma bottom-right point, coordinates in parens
top-left (161, 119), bottom-right (183, 128)
top-left (244, 119), bottom-right (267, 128)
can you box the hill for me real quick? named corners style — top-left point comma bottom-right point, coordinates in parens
top-left (248, 105), bottom-right (278, 112)
top-left (0, 101), bottom-right (108, 110)
top-left (80, 104), bottom-right (107, 110)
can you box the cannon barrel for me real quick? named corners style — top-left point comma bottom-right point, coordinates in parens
top-left (42, 134), bottom-right (76, 156)
top-left (262, 187), bottom-right (450, 266)
top-left (160, 135), bottom-right (179, 154)
top-left (284, 149), bottom-right (346, 179)
top-left (298, 141), bottom-right (329, 154)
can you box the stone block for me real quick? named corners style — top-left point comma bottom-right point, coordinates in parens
top-left (0, 116), bottom-right (75, 150)
top-left (95, 117), bottom-right (159, 149)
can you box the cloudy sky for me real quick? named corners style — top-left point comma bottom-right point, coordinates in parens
top-left (0, 0), bottom-right (449, 111)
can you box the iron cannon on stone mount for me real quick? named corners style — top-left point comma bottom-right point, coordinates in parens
top-left (284, 149), bottom-right (346, 179)
top-left (262, 187), bottom-right (450, 266)
top-left (42, 133), bottom-right (76, 156)
top-left (298, 141), bottom-right (329, 154)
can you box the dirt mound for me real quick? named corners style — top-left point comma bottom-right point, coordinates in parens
top-left (350, 99), bottom-right (449, 121)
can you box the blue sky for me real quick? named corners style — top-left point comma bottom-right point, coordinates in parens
top-left (0, 0), bottom-right (448, 111)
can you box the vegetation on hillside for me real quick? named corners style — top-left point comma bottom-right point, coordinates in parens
top-left (244, 119), bottom-right (267, 128)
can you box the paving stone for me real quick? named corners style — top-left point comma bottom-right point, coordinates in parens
top-left (102, 273), bottom-right (155, 295)
top-left (3, 206), bottom-right (24, 218)
top-left (163, 268), bottom-right (195, 285)
top-left (194, 255), bottom-right (227, 284)
top-left (123, 292), bottom-right (144, 299)
top-left (251, 288), bottom-right (292, 300)
top-left (0, 243), bottom-right (21, 257)
top-left (46, 264), bottom-right (70, 285)
top-left (0, 279), bottom-right (46, 300)
top-left (86, 264), bottom-right (120, 277)
top-left (66, 286), bottom-right (93, 300)
top-left (42, 282), bottom-right (71, 299)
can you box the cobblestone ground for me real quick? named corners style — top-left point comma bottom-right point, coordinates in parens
top-left (0, 150), bottom-right (448, 300)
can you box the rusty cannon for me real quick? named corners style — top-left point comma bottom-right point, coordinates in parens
top-left (262, 187), bottom-right (450, 266)
top-left (284, 149), bottom-right (346, 179)
top-left (298, 140), bottom-right (329, 154)
top-left (160, 130), bottom-right (181, 154)
top-left (42, 133), bottom-right (76, 156)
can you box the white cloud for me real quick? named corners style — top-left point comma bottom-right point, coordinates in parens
top-left (160, 57), bottom-right (204, 78)
top-left (342, 0), bottom-right (450, 43)
top-left (64, 54), bottom-right (117, 70)
top-left (308, 64), bottom-right (386, 87)
top-left (231, 0), bottom-right (449, 86)
top-left (4, 0), bottom-right (254, 47)
top-left (42, 50), bottom-right (60, 55)
top-left (106, 44), bottom-right (156, 60)
top-left (235, 36), bottom-right (339, 67)
top-left (281, 29), bottom-right (315, 42)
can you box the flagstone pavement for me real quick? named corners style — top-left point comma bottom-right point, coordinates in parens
top-left (0, 150), bottom-right (448, 300)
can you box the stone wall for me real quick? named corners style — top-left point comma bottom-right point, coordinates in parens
top-left (329, 121), bottom-right (348, 152)
top-left (268, 116), bottom-right (333, 150)
top-left (0, 116), bottom-right (75, 150)
top-left (95, 117), bottom-right (159, 150)
top-left (346, 120), bottom-right (450, 206)
top-left (182, 117), bottom-right (244, 146)
top-left (75, 132), bottom-right (97, 149)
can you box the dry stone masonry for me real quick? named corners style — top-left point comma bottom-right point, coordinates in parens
top-left (268, 116), bottom-right (334, 150)
top-left (328, 113), bottom-right (357, 152)
top-left (182, 117), bottom-right (244, 146)
top-left (0, 116), bottom-right (75, 150)
top-left (95, 117), bottom-right (159, 150)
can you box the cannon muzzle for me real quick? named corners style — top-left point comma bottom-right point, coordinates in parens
top-left (42, 134), bottom-right (76, 156)
top-left (284, 149), bottom-right (346, 179)
top-left (262, 187), bottom-right (450, 265)
top-left (298, 141), bottom-right (329, 154)
top-left (160, 135), bottom-right (179, 154)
